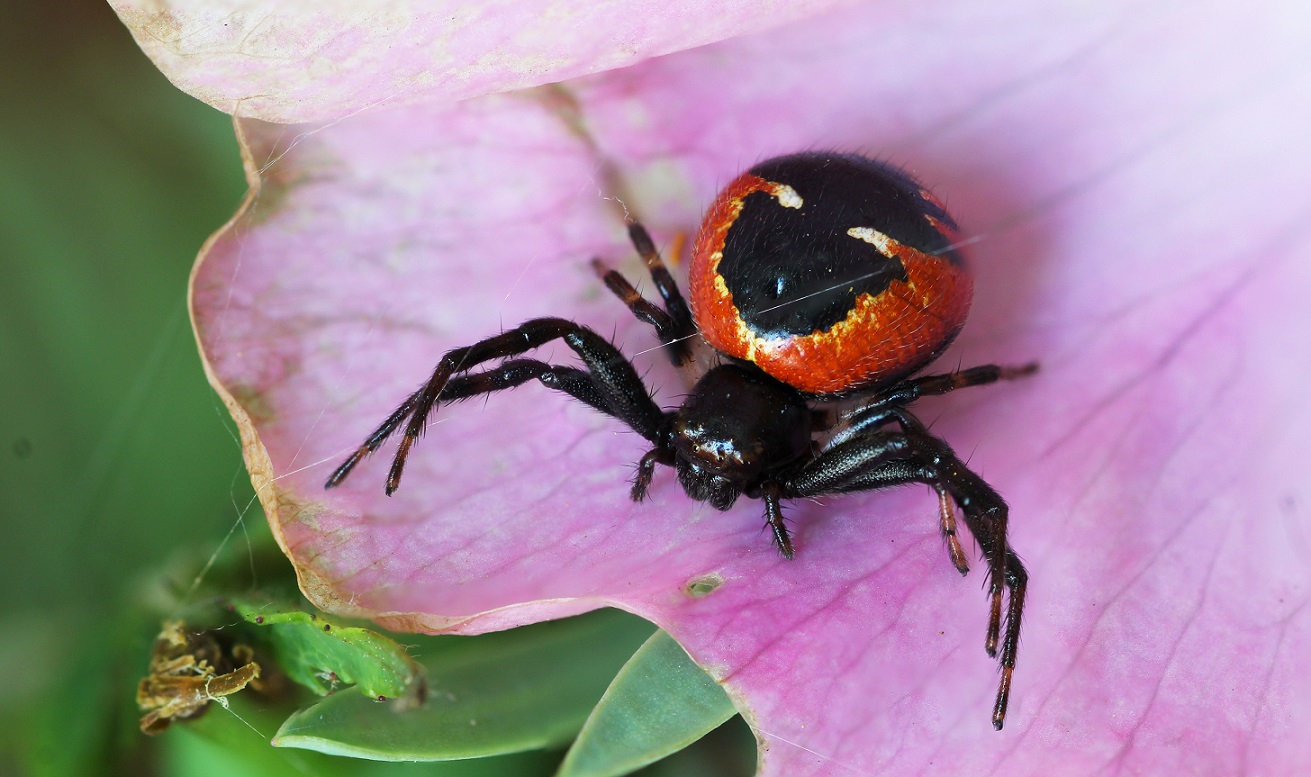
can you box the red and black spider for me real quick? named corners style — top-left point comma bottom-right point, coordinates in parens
top-left (326, 152), bottom-right (1034, 729)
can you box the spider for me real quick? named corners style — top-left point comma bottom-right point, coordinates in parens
top-left (325, 152), bottom-right (1034, 729)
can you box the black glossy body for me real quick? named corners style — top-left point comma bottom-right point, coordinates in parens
top-left (327, 165), bottom-right (1033, 730)
top-left (721, 154), bottom-right (960, 338)
top-left (689, 152), bottom-right (975, 396)
top-left (671, 364), bottom-right (811, 510)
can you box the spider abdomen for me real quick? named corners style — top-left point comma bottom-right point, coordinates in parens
top-left (689, 152), bottom-right (974, 395)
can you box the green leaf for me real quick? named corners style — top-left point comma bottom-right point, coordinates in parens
top-left (555, 630), bottom-right (738, 777)
top-left (273, 609), bottom-right (655, 761)
top-left (232, 597), bottom-right (425, 703)
top-left (165, 692), bottom-right (562, 777)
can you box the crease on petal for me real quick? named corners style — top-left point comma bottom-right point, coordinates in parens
top-left (111, 0), bottom-right (862, 123)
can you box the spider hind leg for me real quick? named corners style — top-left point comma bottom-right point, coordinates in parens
top-left (591, 222), bottom-right (696, 365)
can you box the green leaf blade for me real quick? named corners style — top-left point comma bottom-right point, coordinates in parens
top-left (273, 609), bottom-right (655, 761)
top-left (555, 630), bottom-right (739, 777)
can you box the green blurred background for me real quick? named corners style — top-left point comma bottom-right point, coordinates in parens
top-left (0, 0), bottom-right (256, 772)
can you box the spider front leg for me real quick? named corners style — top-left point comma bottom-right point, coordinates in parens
top-left (631, 447), bottom-right (676, 502)
top-left (325, 317), bottom-right (666, 494)
top-left (779, 427), bottom-right (1027, 730)
top-left (760, 482), bottom-right (794, 559)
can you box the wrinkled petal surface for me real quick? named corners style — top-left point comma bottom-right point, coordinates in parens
top-left (110, 0), bottom-right (852, 123)
top-left (192, 2), bottom-right (1311, 775)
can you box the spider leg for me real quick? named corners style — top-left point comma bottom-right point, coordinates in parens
top-left (877, 411), bottom-right (1003, 613)
top-left (446, 360), bottom-right (682, 505)
top-left (324, 362), bottom-right (615, 487)
top-left (323, 392), bottom-right (421, 488)
top-left (592, 259), bottom-right (687, 363)
top-left (884, 362), bottom-right (1039, 405)
top-left (744, 431), bottom-right (916, 557)
top-left (830, 362), bottom-right (1038, 444)
top-left (591, 222), bottom-right (696, 365)
top-left (439, 360), bottom-right (611, 413)
top-left (784, 430), bottom-right (917, 496)
top-left (761, 481), bottom-right (794, 559)
top-left (779, 427), bottom-right (1026, 730)
top-left (935, 483), bottom-right (970, 575)
top-left (904, 433), bottom-right (1026, 731)
top-left (631, 447), bottom-right (676, 502)
top-left (626, 223), bottom-right (695, 336)
top-left (326, 318), bottom-right (666, 494)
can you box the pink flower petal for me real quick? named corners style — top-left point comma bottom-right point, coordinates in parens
top-left (191, 2), bottom-right (1311, 774)
top-left (109, 0), bottom-right (853, 123)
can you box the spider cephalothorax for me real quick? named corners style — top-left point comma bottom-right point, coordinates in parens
top-left (326, 152), bottom-right (1034, 729)
top-left (664, 363), bottom-right (811, 511)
